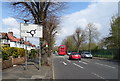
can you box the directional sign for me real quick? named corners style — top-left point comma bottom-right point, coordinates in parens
top-left (20, 23), bottom-right (43, 38)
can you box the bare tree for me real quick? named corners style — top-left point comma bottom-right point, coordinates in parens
top-left (62, 35), bottom-right (77, 51)
top-left (11, 1), bottom-right (67, 65)
top-left (45, 16), bottom-right (60, 57)
top-left (86, 23), bottom-right (100, 53)
top-left (73, 28), bottom-right (86, 53)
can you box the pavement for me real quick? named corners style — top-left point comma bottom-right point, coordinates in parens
top-left (53, 55), bottom-right (119, 80)
top-left (2, 58), bottom-right (53, 81)
top-left (0, 58), bottom-right (2, 81)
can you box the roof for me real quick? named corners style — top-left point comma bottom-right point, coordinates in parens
top-left (7, 33), bottom-right (20, 42)
top-left (24, 41), bottom-right (30, 45)
top-left (32, 44), bottom-right (36, 47)
top-left (1, 32), bottom-right (36, 47)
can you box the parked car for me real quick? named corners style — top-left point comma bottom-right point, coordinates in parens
top-left (67, 52), bottom-right (71, 56)
top-left (69, 52), bottom-right (81, 60)
top-left (81, 52), bottom-right (92, 59)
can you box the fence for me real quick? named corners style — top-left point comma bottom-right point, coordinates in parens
top-left (68, 49), bottom-right (119, 59)
top-left (91, 49), bottom-right (119, 59)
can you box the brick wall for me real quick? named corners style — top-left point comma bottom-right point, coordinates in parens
top-left (2, 59), bottom-right (12, 69)
top-left (2, 57), bottom-right (25, 69)
top-left (12, 57), bottom-right (25, 65)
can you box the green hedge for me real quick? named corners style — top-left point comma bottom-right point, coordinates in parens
top-left (29, 49), bottom-right (38, 59)
top-left (1, 47), bottom-right (25, 60)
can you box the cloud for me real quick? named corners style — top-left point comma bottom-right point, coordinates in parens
top-left (2, 17), bottom-right (39, 46)
top-left (2, 17), bottom-right (20, 36)
top-left (56, 2), bottom-right (118, 45)
top-left (2, 17), bottom-right (19, 27)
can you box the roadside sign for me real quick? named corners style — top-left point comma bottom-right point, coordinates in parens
top-left (20, 23), bottom-right (43, 38)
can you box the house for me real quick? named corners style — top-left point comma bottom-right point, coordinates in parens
top-left (0, 32), bottom-right (36, 50)
top-left (0, 33), bottom-right (10, 47)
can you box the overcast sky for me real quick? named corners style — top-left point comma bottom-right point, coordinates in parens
top-left (0, 0), bottom-right (119, 46)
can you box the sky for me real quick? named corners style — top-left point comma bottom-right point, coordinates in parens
top-left (0, 0), bottom-right (119, 46)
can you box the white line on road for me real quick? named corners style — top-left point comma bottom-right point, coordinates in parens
top-left (63, 62), bottom-right (67, 65)
top-left (79, 61), bottom-right (88, 65)
top-left (91, 72), bottom-right (104, 79)
top-left (95, 62), bottom-right (116, 69)
top-left (67, 60), bottom-right (71, 62)
top-left (73, 63), bottom-right (84, 69)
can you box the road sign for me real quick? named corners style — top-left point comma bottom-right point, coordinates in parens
top-left (20, 23), bottom-right (43, 38)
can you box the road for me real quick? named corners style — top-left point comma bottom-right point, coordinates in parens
top-left (53, 55), bottom-right (119, 80)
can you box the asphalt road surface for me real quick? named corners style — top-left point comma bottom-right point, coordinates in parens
top-left (53, 55), bottom-right (119, 80)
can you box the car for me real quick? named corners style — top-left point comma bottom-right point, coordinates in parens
top-left (81, 52), bottom-right (93, 59)
top-left (67, 52), bottom-right (71, 56)
top-left (69, 52), bottom-right (81, 60)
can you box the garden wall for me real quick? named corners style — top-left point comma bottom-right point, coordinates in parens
top-left (2, 57), bottom-right (25, 69)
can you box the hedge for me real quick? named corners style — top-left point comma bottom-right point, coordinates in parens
top-left (1, 47), bottom-right (25, 60)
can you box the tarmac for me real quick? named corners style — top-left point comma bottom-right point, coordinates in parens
top-left (2, 58), bottom-right (53, 81)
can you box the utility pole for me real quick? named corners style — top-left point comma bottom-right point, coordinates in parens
top-left (38, 37), bottom-right (41, 70)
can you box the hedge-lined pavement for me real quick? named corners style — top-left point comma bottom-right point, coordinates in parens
top-left (2, 60), bottom-right (53, 80)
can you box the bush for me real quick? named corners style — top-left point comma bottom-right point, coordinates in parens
top-left (2, 47), bottom-right (26, 59)
top-left (29, 49), bottom-right (38, 59)
top-left (9, 47), bottom-right (19, 58)
top-left (1, 48), bottom-right (9, 60)
top-left (18, 48), bottom-right (25, 57)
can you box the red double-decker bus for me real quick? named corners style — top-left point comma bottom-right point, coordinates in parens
top-left (58, 45), bottom-right (66, 55)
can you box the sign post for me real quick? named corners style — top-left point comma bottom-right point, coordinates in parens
top-left (20, 23), bottom-right (43, 70)
top-left (38, 38), bottom-right (41, 70)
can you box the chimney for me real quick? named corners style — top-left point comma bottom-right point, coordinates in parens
top-left (8, 32), bottom-right (13, 36)
top-left (20, 38), bottom-right (24, 41)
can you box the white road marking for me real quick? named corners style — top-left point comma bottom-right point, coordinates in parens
top-left (79, 61), bottom-right (88, 65)
top-left (67, 60), bottom-right (71, 62)
top-left (63, 62), bottom-right (67, 65)
top-left (95, 62), bottom-right (116, 69)
top-left (82, 59), bottom-right (90, 62)
top-left (91, 72), bottom-right (104, 79)
top-left (73, 63), bottom-right (84, 69)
